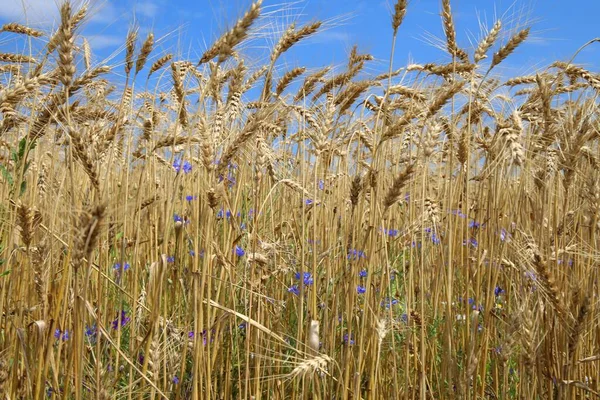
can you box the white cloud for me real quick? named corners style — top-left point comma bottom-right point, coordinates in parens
top-left (135, 1), bottom-right (159, 19)
top-left (87, 1), bottom-right (121, 25)
top-left (0, 0), bottom-right (60, 26)
top-left (310, 29), bottom-right (353, 44)
top-left (87, 33), bottom-right (122, 49)
top-left (0, 0), bottom-right (120, 27)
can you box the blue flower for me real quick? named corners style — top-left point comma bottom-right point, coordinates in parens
top-left (305, 199), bottom-right (314, 206)
top-left (288, 284), bottom-right (300, 296)
top-left (113, 262), bottom-right (130, 272)
top-left (494, 286), bottom-right (505, 297)
top-left (500, 229), bottom-right (509, 242)
top-left (54, 329), bottom-right (69, 341)
top-left (295, 272), bottom-right (314, 286)
top-left (185, 195), bottom-right (196, 202)
top-left (172, 376), bottom-right (179, 384)
top-left (450, 209), bottom-right (466, 218)
top-left (463, 238), bottom-right (478, 248)
top-left (431, 233), bottom-right (441, 245)
top-left (227, 173), bottom-right (237, 187)
top-left (343, 333), bottom-right (355, 345)
top-left (347, 249), bottom-right (366, 260)
top-left (318, 180), bottom-right (324, 190)
top-left (358, 269), bottom-right (367, 278)
top-left (525, 271), bottom-right (537, 281)
top-left (85, 324), bottom-right (97, 338)
top-left (112, 311), bottom-right (130, 330)
top-left (468, 220), bottom-right (481, 229)
top-left (381, 298), bottom-right (399, 308)
top-left (166, 256), bottom-right (175, 263)
top-left (357, 285), bottom-right (366, 294)
top-left (174, 214), bottom-right (183, 223)
top-left (235, 246), bottom-right (245, 257)
top-left (173, 160), bottom-right (192, 174)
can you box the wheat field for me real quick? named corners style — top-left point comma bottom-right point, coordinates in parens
top-left (0, 0), bottom-right (599, 398)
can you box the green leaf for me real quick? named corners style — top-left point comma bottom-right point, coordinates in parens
top-left (19, 180), bottom-right (27, 196)
top-left (18, 137), bottom-right (27, 160)
top-left (0, 164), bottom-right (13, 186)
top-left (0, 269), bottom-right (11, 277)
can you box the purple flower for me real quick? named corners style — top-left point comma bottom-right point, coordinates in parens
top-left (173, 160), bottom-right (192, 174)
top-left (113, 262), bottom-right (130, 272)
top-left (235, 246), bottom-right (245, 257)
top-left (111, 310), bottom-right (130, 330)
top-left (463, 238), bottom-right (478, 248)
top-left (295, 272), bottom-right (314, 286)
top-left (450, 209), bottom-right (466, 218)
top-left (227, 173), bottom-right (237, 187)
top-left (343, 333), bottom-right (355, 345)
top-left (526, 271), bottom-right (537, 281)
top-left (494, 286), bottom-right (505, 297)
top-left (288, 284), bottom-right (300, 296)
top-left (500, 229), bottom-right (510, 242)
top-left (305, 199), bottom-right (314, 206)
top-left (54, 329), bottom-right (69, 341)
top-left (172, 376), bottom-right (179, 384)
top-left (358, 269), bottom-right (367, 278)
top-left (85, 324), bottom-right (97, 338)
top-left (468, 220), bottom-right (481, 229)
top-left (166, 256), bottom-right (175, 263)
top-left (347, 249), bottom-right (366, 260)
top-left (174, 214), bottom-right (183, 223)
top-left (357, 285), bottom-right (366, 294)
top-left (185, 195), bottom-right (196, 202)
top-left (381, 298), bottom-right (399, 308)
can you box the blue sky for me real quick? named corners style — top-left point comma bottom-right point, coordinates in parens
top-left (0, 0), bottom-right (598, 79)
